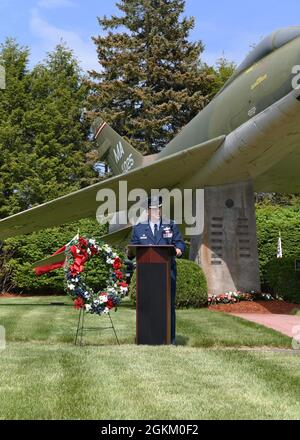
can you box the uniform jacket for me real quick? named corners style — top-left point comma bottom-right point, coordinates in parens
top-left (130, 219), bottom-right (186, 271)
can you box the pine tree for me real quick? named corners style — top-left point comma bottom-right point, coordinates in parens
top-left (88, 0), bottom-right (215, 154)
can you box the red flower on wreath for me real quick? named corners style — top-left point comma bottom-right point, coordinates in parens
top-left (115, 270), bottom-right (123, 280)
top-left (107, 299), bottom-right (114, 309)
top-left (118, 282), bottom-right (128, 288)
top-left (74, 297), bottom-right (85, 310)
top-left (79, 237), bottom-right (88, 249)
top-left (90, 245), bottom-right (98, 256)
top-left (113, 258), bottom-right (122, 270)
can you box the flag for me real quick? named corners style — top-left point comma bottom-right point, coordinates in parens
top-left (34, 233), bottom-right (79, 276)
top-left (277, 231), bottom-right (283, 259)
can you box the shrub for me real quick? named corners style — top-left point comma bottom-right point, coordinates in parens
top-left (1, 219), bottom-right (125, 294)
top-left (130, 258), bottom-right (208, 308)
top-left (265, 257), bottom-right (300, 303)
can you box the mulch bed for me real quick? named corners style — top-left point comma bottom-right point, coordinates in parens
top-left (209, 300), bottom-right (300, 315)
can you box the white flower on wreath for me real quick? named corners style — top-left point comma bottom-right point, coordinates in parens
top-left (89, 239), bottom-right (96, 246)
top-left (103, 307), bottom-right (109, 315)
top-left (68, 283), bottom-right (75, 291)
top-left (84, 291), bottom-right (90, 299)
top-left (99, 294), bottom-right (108, 304)
top-left (85, 304), bottom-right (91, 312)
top-left (120, 286), bottom-right (128, 294)
top-left (103, 245), bottom-right (112, 253)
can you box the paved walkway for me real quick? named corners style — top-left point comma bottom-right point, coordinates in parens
top-left (232, 313), bottom-right (300, 338)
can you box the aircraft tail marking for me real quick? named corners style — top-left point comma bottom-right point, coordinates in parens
top-left (92, 117), bottom-right (144, 176)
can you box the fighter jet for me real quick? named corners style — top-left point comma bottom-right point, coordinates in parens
top-left (1, 26), bottom-right (300, 246)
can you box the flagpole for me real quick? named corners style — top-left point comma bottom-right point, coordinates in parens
top-left (277, 230), bottom-right (283, 259)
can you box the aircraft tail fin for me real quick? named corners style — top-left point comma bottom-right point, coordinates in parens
top-left (91, 117), bottom-right (144, 176)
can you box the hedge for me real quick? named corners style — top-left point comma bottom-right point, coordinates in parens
top-left (256, 205), bottom-right (300, 288)
top-left (129, 258), bottom-right (208, 308)
top-left (265, 258), bottom-right (300, 303)
top-left (0, 218), bottom-right (125, 294)
top-left (2, 204), bottom-right (300, 299)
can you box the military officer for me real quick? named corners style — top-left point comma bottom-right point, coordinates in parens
top-left (129, 196), bottom-right (186, 345)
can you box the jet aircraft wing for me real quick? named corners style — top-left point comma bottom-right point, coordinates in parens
top-left (0, 135), bottom-right (225, 240)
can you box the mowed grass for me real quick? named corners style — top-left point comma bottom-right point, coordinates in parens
top-left (0, 296), bottom-right (299, 420)
top-left (0, 296), bottom-right (291, 348)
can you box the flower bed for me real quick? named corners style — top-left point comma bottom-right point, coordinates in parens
top-left (208, 291), bottom-right (278, 306)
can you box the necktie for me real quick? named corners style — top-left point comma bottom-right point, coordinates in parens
top-left (154, 223), bottom-right (158, 243)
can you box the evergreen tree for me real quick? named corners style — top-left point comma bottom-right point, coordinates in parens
top-left (0, 41), bottom-right (97, 218)
top-left (0, 38), bottom-right (32, 217)
top-left (27, 43), bottom-right (98, 204)
top-left (209, 56), bottom-right (236, 97)
top-left (88, 0), bottom-right (216, 154)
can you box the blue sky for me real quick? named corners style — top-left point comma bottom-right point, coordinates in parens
top-left (0, 0), bottom-right (300, 71)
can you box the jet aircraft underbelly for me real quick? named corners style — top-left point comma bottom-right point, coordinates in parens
top-left (181, 89), bottom-right (300, 189)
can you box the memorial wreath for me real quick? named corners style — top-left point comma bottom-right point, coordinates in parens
top-left (64, 236), bottom-right (128, 315)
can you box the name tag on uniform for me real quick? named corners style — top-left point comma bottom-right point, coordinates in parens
top-left (140, 235), bottom-right (148, 240)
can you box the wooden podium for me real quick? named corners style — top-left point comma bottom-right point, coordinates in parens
top-left (128, 245), bottom-right (176, 346)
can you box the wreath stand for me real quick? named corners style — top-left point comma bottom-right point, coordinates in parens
top-left (74, 308), bottom-right (120, 346)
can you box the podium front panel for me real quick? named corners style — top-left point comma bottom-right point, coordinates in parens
top-left (132, 246), bottom-right (172, 345)
top-left (137, 263), bottom-right (168, 345)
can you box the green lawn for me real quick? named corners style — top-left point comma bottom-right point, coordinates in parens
top-left (0, 296), bottom-right (299, 420)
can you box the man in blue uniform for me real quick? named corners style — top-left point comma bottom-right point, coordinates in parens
top-left (129, 196), bottom-right (186, 345)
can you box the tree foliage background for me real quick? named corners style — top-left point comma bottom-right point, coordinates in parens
top-left (87, 0), bottom-right (235, 154)
top-left (1, 1), bottom-right (299, 297)
top-left (0, 39), bottom-right (98, 219)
